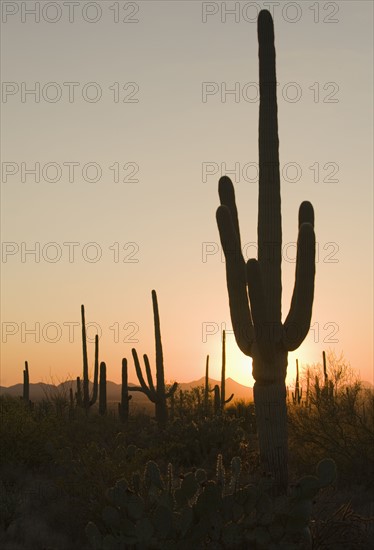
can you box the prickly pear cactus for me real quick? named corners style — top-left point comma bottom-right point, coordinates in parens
top-left (86, 456), bottom-right (336, 549)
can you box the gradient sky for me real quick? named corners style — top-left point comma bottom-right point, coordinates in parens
top-left (1, 1), bottom-right (373, 388)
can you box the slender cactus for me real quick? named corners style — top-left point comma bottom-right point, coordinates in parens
top-left (220, 330), bottom-right (234, 411)
top-left (306, 367), bottom-right (310, 408)
top-left (204, 355), bottom-right (210, 415)
top-left (81, 305), bottom-right (99, 411)
top-left (23, 361), bottom-right (29, 402)
top-left (76, 376), bottom-right (83, 407)
top-left (99, 361), bottom-right (107, 416)
top-left (90, 334), bottom-right (99, 406)
top-left (216, 10), bottom-right (315, 492)
top-left (322, 350), bottom-right (328, 388)
top-left (118, 358), bottom-right (132, 423)
top-left (213, 385), bottom-right (221, 415)
top-left (292, 359), bottom-right (302, 405)
top-left (130, 290), bottom-right (178, 426)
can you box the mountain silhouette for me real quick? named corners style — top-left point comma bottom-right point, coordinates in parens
top-left (0, 377), bottom-right (253, 403)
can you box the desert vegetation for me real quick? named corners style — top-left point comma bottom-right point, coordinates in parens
top-left (1, 342), bottom-right (373, 549)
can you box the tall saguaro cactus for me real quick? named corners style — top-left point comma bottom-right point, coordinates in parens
top-left (130, 290), bottom-right (178, 426)
top-left (216, 10), bottom-right (315, 492)
top-left (81, 305), bottom-right (99, 411)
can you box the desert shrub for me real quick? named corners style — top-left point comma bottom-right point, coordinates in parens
top-left (288, 381), bottom-right (374, 486)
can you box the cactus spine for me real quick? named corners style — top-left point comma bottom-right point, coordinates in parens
top-left (81, 305), bottom-right (99, 411)
top-left (23, 361), bottom-right (29, 402)
top-left (118, 358), bottom-right (132, 423)
top-left (130, 290), bottom-right (178, 426)
top-left (292, 359), bottom-right (302, 405)
top-left (216, 11), bottom-right (315, 492)
top-left (99, 361), bottom-right (107, 416)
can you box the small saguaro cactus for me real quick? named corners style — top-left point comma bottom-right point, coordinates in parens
top-left (118, 358), bottom-right (132, 423)
top-left (321, 350), bottom-right (334, 401)
top-left (292, 359), bottom-right (303, 405)
top-left (204, 355), bottom-right (210, 415)
top-left (305, 366), bottom-right (310, 408)
top-left (215, 10), bottom-right (316, 492)
top-left (23, 361), bottom-right (30, 402)
top-left (323, 350), bottom-right (328, 388)
top-left (220, 330), bottom-right (234, 412)
top-left (81, 305), bottom-right (99, 412)
top-left (130, 290), bottom-right (178, 426)
top-left (75, 376), bottom-right (83, 407)
top-left (99, 361), bottom-right (107, 416)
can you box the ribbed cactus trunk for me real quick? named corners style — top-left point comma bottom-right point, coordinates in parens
top-left (99, 362), bottom-right (107, 416)
top-left (216, 10), bottom-right (315, 493)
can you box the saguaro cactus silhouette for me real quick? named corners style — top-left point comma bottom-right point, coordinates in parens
top-left (219, 330), bottom-right (234, 412)
top-left (292, 359), bottom-right (302, 405)
top-left (118, 358), bottom-right (132, 423)
top-left (99, 361), bottom-right (107, 416)
top-left (23, 361), bottom-right (30, 402)
top-left (130, 290), bottom-right (178, 426)
top-left (81, 305), bottom-right (99, 411)
top-left (216, 10), bottom-right (315, 491)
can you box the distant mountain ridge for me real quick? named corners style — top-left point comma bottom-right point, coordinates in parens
top-left (0, 377), bottom-right (253, 402)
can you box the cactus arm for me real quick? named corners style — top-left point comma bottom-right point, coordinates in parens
top-left (130, 348), bottom-right (154, 401)
top-left (225, 393), bottom-right (234, 404)
top-left (216, 202), bottom-right (254, 356)
top-left (257, 9), bottom-right (282, 324)
top-left (218, 176), bottom-right (243, 249)
top-left (282, 221), bottom-right (315, 351)
top-left (143, 354), bottom-right (156, 395)
top-left (165, 382), bottom-right (178, 398)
